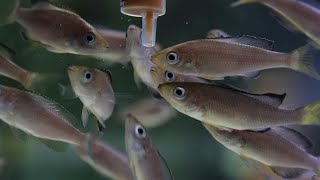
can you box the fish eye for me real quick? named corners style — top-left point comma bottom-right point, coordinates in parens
top-left (173, 87), bottom-right (186, 100)
top-left (167, 52), bottom-right (179, 65)
top-left (84, 32), bottom-right (96, 44)
top-left (165, 71), bottom-right (176, 82)
top-left (135, 124), bottom-right (146, 139)
top-left (82, 70), bottom-right (93, 83)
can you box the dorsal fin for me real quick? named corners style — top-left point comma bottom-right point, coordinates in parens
top-left (209, 35), bottom-right (274, 50)
top-left (270, 166), bottom-right (306, 179)
top-left (0, 43), bottom-right (15, 59)
top-left (99, 69), bottom-right (112, 83)
top-left (272, 127), bottom-right (313, 152)
top-left (31, 2), bottom-right (79, 16)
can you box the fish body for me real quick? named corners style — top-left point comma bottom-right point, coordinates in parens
top-left (76, 140), bottom-right (133, 180)
top-left (125, 114), bottom-right (172, 180)
top-left (14, 2), bottom-right (109, 55)
top-left (67, 66), bottom-right (115, 128)
top-left (0, 85), bottom-right (85, 145)
top-left (126, 25), bottom-right (158, 90)
top-left (151, 37), bottom-right (319, 80)
top-left (203, 124), bottom-right (320, 175)
top-left (158, 82), bottom-right (320, 130)
top-left (232, 0), bottom-right (320, 46)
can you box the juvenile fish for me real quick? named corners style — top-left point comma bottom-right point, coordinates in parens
top-left (158, 82), bottom-right (320, 130)
top-left (125, 114), bottom-right (173, 180)
top-left (76, 140), bottom-right (133, 180)
top-left (67, 66), bottom-right (115, 130)
top-left (150, 66), bottom-right (208, 87)
top-left (0, 85), bottom-right (86, 145)
top-left (126, 25), bottom-right (158, 90)
top-left (9, 2), bottom-right (109, 56)
top-left (151, 37), bottom-right (319, 80)
top-left (203, 123), bottom-right (320, 178)
top-left (232, 0), bottom-right (320, 46)
top-left (119, 97), bottom-right (175, 128)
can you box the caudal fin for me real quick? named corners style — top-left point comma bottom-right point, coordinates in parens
top-left (302, 102), bottom-right (320, 125)
top-left (0, 0), bottom-right (20, 25)
top-left (290, 44), bottom-right (320, 80)
top-left (231, 0), bottom-right (258, 7)
top-left (23, 72), bottom-right (62, 92)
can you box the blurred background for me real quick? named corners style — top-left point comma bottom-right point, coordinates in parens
top-left (0, 0), bottom-right (320, 179)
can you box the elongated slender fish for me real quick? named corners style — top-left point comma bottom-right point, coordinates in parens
top-left (95, 27), bottom-right (130, 63)
top-left (125, 114), bottom-right (173, 180)
top-left (207, 29), bottom-right (231, 38)
top-left (203, 123), bottom-right (320, 178)
top-left (67, 66), bottom-right (115, 130)
top-left (0, 85), bottom-right (86, 145)
top-left (119, 97), bottom-right (175, 128)
top-left (151, 36), bottom-right (319, 80)
top-left (76, 140), bottom-right (133, 180)
top-left (158, 82), bottom-right (320, 130)
top-left (150, 66), bottom-right (208, 87)
top-left (126, 25), bottom-right (158, 90)
top-left (8, 2), bottom-right (109, 56)
top-left (0, 44), bottom-right (57, 91)
top-left (232, 0), bottom-right (320, 46)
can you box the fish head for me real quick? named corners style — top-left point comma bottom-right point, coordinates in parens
top-left (125, 114), bottom-right (152, 157)
top-left (151, 44), bottom-right (194, 74)
top-left (70, 24), bottom-right (110, 55)
top-left (126, 24), bottom-right (144, 57)
top-left (67, 66), bottom-right (113, 98)
top-left (150, 66), bottom-right (177, 86)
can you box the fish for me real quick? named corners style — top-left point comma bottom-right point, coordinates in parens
top-left (76, 140), bottom-right (133, 180)
top-left (119, 97), bottom-right (175, 128)
top-left (158, 82), bottom-right (320, 130)
top-left (231, 0), bottom-right (320, 46)
top-left (0, 85), bottom-right (86, 145)
top-left (151, 36), bottom-right (320, 80)
top-left (126, 24), bottom-right (159, 90)
top-left (0, 43), bottom-right (58, 91)
top-left (203, 123), bottom-right (320, 178)
top-left (150, 66), bottom-right (208, 87)
top-left (125, 114), bottom-right (173, 180)
top-left (67, 66), bottom-right (115, 130)
top-left (8, 2), bottom-right (109, 56)
top-left (95, 27), bottom-right (130, 63)
top-left (206, 29), bottom-right (231, 38)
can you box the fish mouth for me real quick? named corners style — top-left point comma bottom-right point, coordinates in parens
top-left (150, 66), bottom-right (158, 73)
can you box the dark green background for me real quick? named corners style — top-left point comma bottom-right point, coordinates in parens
top-left (0, 0), bottom-right (319, 179)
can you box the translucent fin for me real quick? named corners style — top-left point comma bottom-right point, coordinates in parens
top-left (0, 0), bottom-right (20, 25)
top-left (269, 11), bottom-right (299, 34)
top-left (302, 101), bottom-right (320, 125)
top-left (212, 35), bottom-right (274, 50)
top-left (240, 71), bottom-right (261, 79)
top-left (46, 46), bottom-right (67, 54)
top-left (10, 126), bottom-right (28, 142)
top-left (270, 166), bottom-right (306, 179)
top-left (272, 127), bottom-right (313, 152)
top-left (81, 106), bottom-right (90, 127)
top-left (58, 83), bottom-right (77, 99)
top-left (38, 139), bottom-right (68, 152)
top-left (157, 150), bottom-right (174, 180)
top-left (133, 70), bottom-right (142, 89)
top-left (0, 43), bottom-right (15, 59)
top-left (244, 93), bottom-right (286, 108)
top-left (24, 72), bottom-right (62, 92)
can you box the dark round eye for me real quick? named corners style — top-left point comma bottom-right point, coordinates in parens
top-left (173, 87), bottom-right (186, 100)
top-left (135, 124), bottom-right (146, 138)
top-left (165, 71), bottom-right (175, 82)
top-left (83, 70), bottom-right (93, 83)
top-left (84, 32), bottom-right (96, 44)
top-left (167, 52), bottom-right (179, 64)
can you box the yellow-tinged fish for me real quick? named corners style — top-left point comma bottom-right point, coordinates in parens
top-left (95, 27), bottom-right (130, 63)
top-left (119, 97), bottom-right (175, 128)
top-left (0, 44), bottom-right (58, 91)
top-left (0, 85), bottom-right (86, 145)
top-left (207, 29), bottom-right (231, 38)
top-left (203, 123), bottom-right (320, 178)
top-left (9, 2), bottom-right (109, 56)
top-left (151, 36), bottom-right (320, 80)
top-left (125, 114), bottom-right (173, 180)
top-left (150, 66), bottom-right (208, 87)
top-left (76, 140), bottom-right (133, 180)
top-left (232, 0), bottom-right (320, 46)
top-left (67, 66), bottom-right (115, 130)
top-left (126, 25), bottom-right (158, 90)
top-left (158, 82), bottom-right (320, 130)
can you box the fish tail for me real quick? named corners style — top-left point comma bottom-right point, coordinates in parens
top-left (2, 0), bottom-right (20, 25)
top-left (23, 72), bottom-right (61, 91)
top-left (230, 0), bottom-right (258, 7)
top-left (302, 102), bottom-right (320, 125)
top-left (290, 44), bottom-right (320, 80)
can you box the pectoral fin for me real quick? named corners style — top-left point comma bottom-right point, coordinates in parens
top-left (81, 106), bottom-right (90, 127)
